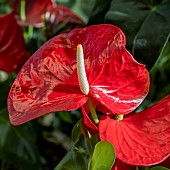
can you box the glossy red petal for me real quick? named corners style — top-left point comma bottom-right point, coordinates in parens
top-left (111, 159), bottom-right (136, 170)
top-left (81, 106), bottom-right (98, 134)
top-left (0, 13), bottom-right (29, 72)
top-left (8, 24), bottom-right (149, 125)
top-left (89, 47), bottom-right (150, 115)
top-left (8, 30), bottom-right (90, 125)
top-left (99, 95), bottom-right (170, 165)
top-left (44, 5), bottom-right (85, 36)
top-left (9, 0), bottom-right (54, 27)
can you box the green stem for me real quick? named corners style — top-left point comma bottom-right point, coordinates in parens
top-left (137, 166), bottom-right (149, 170)
top-left (28, 25), bottom-right (33, 38)
top-left (115, 114), bottom-right (124, 121)
top-left (20, 0), bottom-right (26, 21)
top-left (87, 98), bottom-right (99, 124)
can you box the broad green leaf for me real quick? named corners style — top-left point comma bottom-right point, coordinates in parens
top-left (90, 141), bottom-right (115, 170)
top-left (58, 111), bottom-right (73, 124)
top-left (88, 0), bottom-right (112, 25)
top-left (150, 34), bottom-right (170, 75)
top-left (0, 77), bottom-right (13, 110)
top-left (104, 0), bottom-right (170, 69)
top-left (54, 134), bottom-right (92, 170)
top-left (150, 166), bottom-right (169, 170)
top-left (149, 34), bottom-right (170, 100)
top-left (71, 119), bottom-right (82, 142)
top-left (136, 34), bottom-right (170, 111)
top-left (0, 109), bottom-right (42, 170)
top-left (71, 119), bottom-right (99, 149)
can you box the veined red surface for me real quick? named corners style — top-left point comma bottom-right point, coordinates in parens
top-left (99, 95), bottom-right (170, 165)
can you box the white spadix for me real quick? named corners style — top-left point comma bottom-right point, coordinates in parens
top-left (76, 44), bottom-right (89, 95)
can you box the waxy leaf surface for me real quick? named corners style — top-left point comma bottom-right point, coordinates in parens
top-left (0, 109), bottom-right (42, 170)
top-left (99, 95), bottom-right (170, 165)
top-left (8, 24), bottom-right (149, 125)
top-left (9, 0), bottom-right (54, 27)
top-left (90, 141), bottom-right (115, 170)
top-left (0, 13), bottom-right (29, 72)
top-left (54, 133), bottom-right (91, 170)
top-left (105, 0), bottom-right (170, 69)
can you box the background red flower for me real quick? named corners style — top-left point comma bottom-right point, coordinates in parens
top-left (44, 5), bottom-right (85, 37)
top-left (9, 0), bottom-right (54, 27)
top-left (0, 12), bottom-right (30, 72)
top-left (99, 95), bottom-right (170, 166)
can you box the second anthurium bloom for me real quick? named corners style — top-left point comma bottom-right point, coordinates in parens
top-left (8, 24), bottom-right (149, 125)
top-left (0, 12), bottom-right (30, 72)
top-left (99, 95), bottom-right (170, 168)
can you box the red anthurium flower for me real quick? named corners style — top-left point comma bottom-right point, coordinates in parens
top-left (44, 5), bottom-right (85, 36)
top-left (99, 95), bottom-right (170, 166)
top-left (0, 12), bottom-right (30, 72)
top-left (9, 0), bottom-right (54, 27)
top-left (7, 24), bottom-right (149, 125)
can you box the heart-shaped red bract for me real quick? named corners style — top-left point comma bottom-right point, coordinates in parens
top-left (99, 95), bottom-right (170, 165)
top-left (0, 12), bottom-right (29, 72)
top-left (9, 0), bottom-right (54, 27)
top-left (44, 5), bottom-right (85, 35)
top-left (8, 24), bottom-right (149, 125)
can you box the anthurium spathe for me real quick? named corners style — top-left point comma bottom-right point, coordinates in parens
top-left (99, 95), bottom-right (170, 166)
top-left (0, 12), bottom-right (30, 72)
top-left (7, 24), bottom-right (149, 125)
top-left (9, 0), bottom-right (54, 27)
top-left (44, 5), bottom-right (85, 37)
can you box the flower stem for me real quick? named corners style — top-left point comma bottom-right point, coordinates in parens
top-left (28, 25), bottom-right (33, 38)
top-left (87, 98), bottom-right (99, 124)
top-left (115, 114), bottom-right (124, 121)
top-left (20, 0), bottom-right (26, 21)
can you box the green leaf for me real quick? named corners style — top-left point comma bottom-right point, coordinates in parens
top-left (104, 0), bottom-right (170, 69)
top-left (148, 34), bottom-right (170, 100)
top-left (58, 111), bottom-right (73, 124)
top-left (54, 134), bottom-right (92, 170)
top-left (90, 141), bottom-right (115, 170)
top-left (0, 79), bottom-right (12, 110)
top-left (150, 34), bottom-right (170, 75)
top-left (136, 34), bottom-right (170, 111)
top-left (150, 166), bottom-right (169, 170)
top-left (0, 109), bottom-right (42, 170)
top-left (88, 0), bottom-right (112, 25)
top-left (71, 119), bottom-right (82, 142)
top-left (71, 119), bottom-right (99, 149)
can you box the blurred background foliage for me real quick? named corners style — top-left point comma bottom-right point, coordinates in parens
top-left (0, 0), bottom-right (170, 169)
